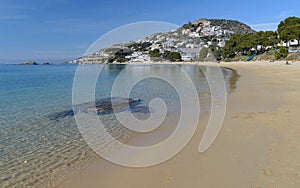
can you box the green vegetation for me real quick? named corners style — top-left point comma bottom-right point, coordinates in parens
top-left (278, 17), bottom-right (300, 44)
top-left (107, 42), bottom-right (152, 63)
top-left (127, 42), bottom-right (152, 52)
top-left (209, 46), bottom-right (223, 60)
top-left (149, 49), bottom-right (182, 61)
top-left (275, 47), bottom-right (288, 59)
top-left (182, 21), bottom-right (198, 32)
top-left (198, 47), bottom-right (209, 60)
top-left (149, 49), bottom-right (161, 58)
top-left (222, 16), bottom-right (300, 61)
top-left (104, 48), bottom-right (122, 54)
top-left (222, 31), bottom-right (279, 59)
top-left (115, 57), bottom-right (128, 63)
top-left (108, 49), bottom-right (131, 63)
top-left (163, 51), bottom-right (182, 61)
top-left (198, 47), bottom-right (218, 62)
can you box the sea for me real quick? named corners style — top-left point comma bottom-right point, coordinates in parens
top-left (0, 64), bottom-right (236, 187)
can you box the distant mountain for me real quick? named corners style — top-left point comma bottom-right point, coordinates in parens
top-left (68, 18), bottom-right (256, 64)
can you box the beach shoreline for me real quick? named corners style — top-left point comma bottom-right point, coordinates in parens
top-left (104, 60), bottom-right (299, 66)
top-left (57, 61), bottom-right (300, 188)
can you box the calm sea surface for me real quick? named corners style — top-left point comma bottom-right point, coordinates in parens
top-left (0, 64), bottom-right (234, 187)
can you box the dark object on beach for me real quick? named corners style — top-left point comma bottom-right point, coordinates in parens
top-left (21, 61), bottom-right (38, 65)
top-left (49, 97), bottom-right (149, 121)
top-left (286, 61), bottom-right (291, 65)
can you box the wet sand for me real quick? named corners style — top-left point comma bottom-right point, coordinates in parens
top-left (58, 61), bottom-right (300, 188)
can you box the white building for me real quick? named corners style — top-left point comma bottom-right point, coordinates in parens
top-left (182, 55), bottom-right (193, 61)
top-left (277, 39), bottom-right (299, 47)
top-left (188, 32), bottom-right (200, 38)
top-left (218, 41), bottom-right (226, 48)
top-left (289, 39), bottom-right (299, 46)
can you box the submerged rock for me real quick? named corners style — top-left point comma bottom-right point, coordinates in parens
top-left (49, 109), bottom-right (75, 120)
top-left (49, 97), bottom-right (149, 121)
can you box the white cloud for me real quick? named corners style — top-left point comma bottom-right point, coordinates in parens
top-left (250, 22), bottom-right (279, 31)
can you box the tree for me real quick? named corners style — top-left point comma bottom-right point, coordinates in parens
top-left (166, 52), bottom-right (182, 61)
top-left (116, 57), bottom-right (129, 62)
top-left (275, 47), bottom-right (288, 59)
top-left (108, 49), bottom-right (132, 63)
top-left (209, 46), bottom-right (223, 60)
top-left (128, 42), bottom-right (152, 51)
top-left (222, 31), bottom-right (279, 58)
top-left (278, 17), bottom-right (300, 45)
top-left (222, 38), bottom-right (238, 58)
top-left (162, 50), bottom-right (170, 59)
top-left (149, 49), bottom-right (161, 58)
top-left (262, 31), bottom-right (279, 46)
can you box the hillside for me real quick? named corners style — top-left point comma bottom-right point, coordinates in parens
top-left (68, 18), bottom-right (256, 64)
top-left (208, 19), bottom-right (255, 34)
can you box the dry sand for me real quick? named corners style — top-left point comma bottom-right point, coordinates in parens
top-left (58, 61), bottom-right (300, 188)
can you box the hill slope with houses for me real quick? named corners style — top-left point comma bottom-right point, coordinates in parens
top-left (68, 18), bottom-right (256, 64)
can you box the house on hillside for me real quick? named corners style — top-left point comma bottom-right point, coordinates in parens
top-left (277, 39), bottom-right (300, 53)
top-left (289, 39), bottom-right (300, 46)
top-left (182, 55), bottom-right (193, 61)
top-left (218, 41), bottom-right (226, 47)
top-left (277, 39), bottom-right (300, 47)
top-left (126, 52), bottom-right (150, 62)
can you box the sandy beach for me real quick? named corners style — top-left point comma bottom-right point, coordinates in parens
top-left (58, 61), bottom-right (300, 188)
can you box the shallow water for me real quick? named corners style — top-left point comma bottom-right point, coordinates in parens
top-left (0, 64), bottom-right (235, 187)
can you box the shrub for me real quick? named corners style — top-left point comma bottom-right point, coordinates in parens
top-left (275, 47), bottom-right (288, 59)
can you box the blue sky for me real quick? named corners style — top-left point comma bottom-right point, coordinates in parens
top-left (0, 0), bottom-right (300, 63)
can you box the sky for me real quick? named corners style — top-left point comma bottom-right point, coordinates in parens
top-left (0, 0), bottom-right (300, 63)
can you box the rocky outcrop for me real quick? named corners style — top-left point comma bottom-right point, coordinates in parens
top-left (21, 61), bottom-right (38, 65)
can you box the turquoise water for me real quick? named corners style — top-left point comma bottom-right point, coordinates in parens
top-left (0, 64), bottom-right (234, 187)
